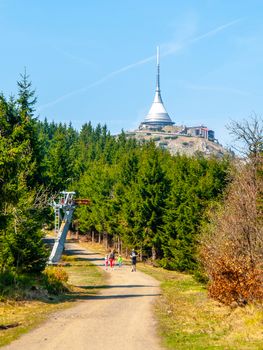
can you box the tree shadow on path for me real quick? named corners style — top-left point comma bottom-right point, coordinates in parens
top-left (78, 284), bottom-right (157, 289)
top-left (68, 293), bottom-right (161, 300)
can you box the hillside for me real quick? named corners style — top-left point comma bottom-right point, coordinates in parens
top-left (125, 129), bottom-right (231, 158)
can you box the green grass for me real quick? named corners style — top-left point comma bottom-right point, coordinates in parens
top-left (0, 255), bottom-right (106, 347)
top-left (138, 264), bottom-right (263, 350)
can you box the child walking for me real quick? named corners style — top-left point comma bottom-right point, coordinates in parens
top-left (104, 254), bottom-right (109, 270)
top-left (117, 255), bottom-right (123, 268)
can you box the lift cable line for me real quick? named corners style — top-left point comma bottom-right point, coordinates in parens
top-left (48, 191), bottom-right (90, 264)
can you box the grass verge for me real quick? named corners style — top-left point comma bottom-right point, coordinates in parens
top-left (138, 264), bottom-right (263, 350)
top-left (0, 251), bottom-right (106, 347)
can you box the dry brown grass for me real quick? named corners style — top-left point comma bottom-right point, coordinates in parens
top-left (0, 299), bottom-right (73, 346)
top-left (78, 240), bottom-right (109, 255)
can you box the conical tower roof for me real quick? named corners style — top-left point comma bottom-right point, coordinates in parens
top-left (142, 47), bottom-right (174, 127)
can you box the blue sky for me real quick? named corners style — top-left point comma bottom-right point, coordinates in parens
top-left (1, 0), bottom-right (263, 147)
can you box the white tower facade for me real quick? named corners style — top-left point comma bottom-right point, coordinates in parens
top-left (140, 47), bottom-right (174, 129)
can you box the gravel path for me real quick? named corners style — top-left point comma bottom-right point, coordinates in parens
top-left (3, 243), bottom-right (163, 350)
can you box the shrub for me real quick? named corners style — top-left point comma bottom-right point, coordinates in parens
top-left (42, 266), bottom-right (69, 294)
top-left (0, 271), bottom-right (39, 300)
top-left (199, 162), bottom-right (263, 305)
top-left (207, 253), bottom-right (263, 305)
top-left (0, 271), bottom-right (16, 288)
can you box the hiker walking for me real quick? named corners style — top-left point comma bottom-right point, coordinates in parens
top-left (130, 249), bottom-right (137, 272)
top-left (109, 250), bottom-right (115, 269)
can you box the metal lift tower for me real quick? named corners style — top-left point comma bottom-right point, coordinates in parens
top-left (48, 191), bottom-right (90, 264)
top-left (48, 191), bottom-right (76, 264)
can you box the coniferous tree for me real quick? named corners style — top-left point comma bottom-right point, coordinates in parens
top-left (121, 143), bottom-right (170, 259)
top-left (162, 155), bottom-right (230, 271)
top-left (0, 82), bottom-right (48, 273)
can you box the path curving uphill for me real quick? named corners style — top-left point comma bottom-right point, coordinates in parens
top-left (3, 243), bottom-right (163, 350)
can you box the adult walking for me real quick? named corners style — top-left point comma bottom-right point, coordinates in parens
top-left (109, 249), bottom-right (115, 269)
top-left (130, 249), bottom-right (137, 272)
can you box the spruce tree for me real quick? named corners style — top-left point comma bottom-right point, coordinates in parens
top-left (124, 142), bottom-right (170, 259)
top-left (0, 86), bottom-right (48, 273)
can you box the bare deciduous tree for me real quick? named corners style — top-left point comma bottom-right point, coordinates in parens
top-left (227, 113), bottom-right (263, 159)
top-left (200, 116), bottom-right (263, 305)
top-left (199, 163), bottom-right (263, 305)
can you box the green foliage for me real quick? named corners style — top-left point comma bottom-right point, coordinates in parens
top-left (0, 75), bottom-right (231, 277)
top-left (0, 75), bottom-right (49, 275)
top-left (0, 271), bottom-right (39, 299)
top-left (0, 267), bottom-right (69, 299)
top-left (73, 137), bottom-right (229, 270)
top-left (0, 271), bottom-right (17, 291)
top-left (160, 156), bottom-right (230, 271)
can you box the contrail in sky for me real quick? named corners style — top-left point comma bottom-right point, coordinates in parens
top-left (38, 55), bottom-right (156, 111)
top-left (190, 18), bottom-right (241, 43)
top-left (38, 18), bottom-right (241, 112)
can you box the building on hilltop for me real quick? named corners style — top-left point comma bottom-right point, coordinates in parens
top-left (123, 47), bottom-right (228, 157)
top-left (139, 47), bottom-right (174, 130)
top-left (186, 125), bottom-right (215, 142)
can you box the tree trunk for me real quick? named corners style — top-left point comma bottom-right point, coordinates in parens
top-left (152, 246), bottom-right (156, 261)
top-left (117, 236), bottom-right (120, 254)
top-left (139, 246), bottom-right (143, 262)
top-left (104, 232), bottom-right (108, 249)
top-left (91, 231), bottom-right (94, 243)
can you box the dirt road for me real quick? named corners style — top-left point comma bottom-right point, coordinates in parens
top-left (3, 243), bottom-right (163, 350)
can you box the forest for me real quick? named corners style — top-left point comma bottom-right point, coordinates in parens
top-left (0, 74), bottom-right (262, 305)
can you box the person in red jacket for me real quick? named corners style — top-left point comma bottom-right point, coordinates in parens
top-left (109, 250), bottom-right (115, 269)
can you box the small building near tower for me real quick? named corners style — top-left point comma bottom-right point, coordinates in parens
top-left (186, 126), bottom-right (215, 141)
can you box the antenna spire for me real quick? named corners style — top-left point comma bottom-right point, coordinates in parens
top-left (156, 46), bottom-right (160, 92)
top-left (140, 45), bottom-right (174, 128)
